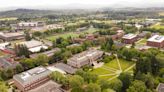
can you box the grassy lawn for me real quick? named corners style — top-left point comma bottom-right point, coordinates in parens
top-left (46, 32), bottom-right (79, 41)
top-left (90, 59), bottom-right (135, 81)
top-left (46, 27), bottom-right (98, 41)
top-left (136, 38), bottom-right (147, 45)
top-left (0, 51), bottom-right (5, 56)
top-left (150, 23), bottom-right (164, 29)
top-left (0, 17), bottom-right (17, 21)
top-left (159, 12), bottom-right (164, 16)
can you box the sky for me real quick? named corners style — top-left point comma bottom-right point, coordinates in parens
top-left (0, 0), bottom-right (164, 9)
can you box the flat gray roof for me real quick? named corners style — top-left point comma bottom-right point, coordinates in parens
top-left (30, 48), bottom-right (61, 58)
top-left (67, 49), bottom-right (103, 64)
top-left (122, 33), bottom-right (137, 39)
top-left (13, 66), bottom-right (51, 86)
top-left (0, 56), bottom-right (19, 69)
top-left (0, 32), bottom-right (24, 38)
top-left (55, 63), bottom-right (77, 74)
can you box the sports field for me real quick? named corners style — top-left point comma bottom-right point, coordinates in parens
top-left (46, 28), bottom-right (98, 41)
top-left (91, 55), bottom-right (135, 81)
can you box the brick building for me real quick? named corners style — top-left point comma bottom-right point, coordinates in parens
top-left (0, 32), bottom-right (24, 41)
top-left (147, 35), bottom-right (164, 48)
top-left (13, 66), bottom-right (52, 92)
top-left (122, 33), bottom-right (138, 44)
top-left (111, 30), bottom-right (125, 40)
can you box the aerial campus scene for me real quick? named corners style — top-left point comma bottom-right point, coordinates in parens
top-left (0, 0), bottom-right (163, 92)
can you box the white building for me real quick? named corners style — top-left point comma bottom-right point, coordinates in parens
top-left (18, 40), bottom-right (48, 53)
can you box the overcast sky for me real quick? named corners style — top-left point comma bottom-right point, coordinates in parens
top-left (0, 0), bottom-right (164, 8)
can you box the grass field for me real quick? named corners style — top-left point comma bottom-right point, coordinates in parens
top-left (46, 27), bottom-right (98, 41)
top-left (150, 23), bottom-right (164, 29)
top-left (159, 12), bottom-right (164, 16)
top-left (0, 51), bottom-right (5, 56)
top-left (0, 17), bottom-right (17, 21)
top-left (91, 58), bottom-right (135, 81)
top-left (46, 32), bottom-right (79, 41)
top-left (136, 38), bottom-right (147, 45)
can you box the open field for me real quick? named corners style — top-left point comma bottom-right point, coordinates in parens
top-left (0, 17), bottom-right (17, 21)
top-left (90, 58), bottom-right (135, 81)
top-left (159, 12), bottom-right (164, 16)
top-left (150, 23), bottom-right (164, 29)
top-left (46, 32), bottom-right (79, 41)
top-left (136, 38), bottom-right (147, 45)
top-left (46, 27), bottom-right (98, 41)
top-left (92, 20), bottom-right (112, 24)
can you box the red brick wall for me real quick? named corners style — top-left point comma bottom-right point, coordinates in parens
top-left (147, 41), bottom-right (163, 48)
top-left (14, 76), bottom-right (50, 92)
top-left (122, 37), bottom-right (137, 44)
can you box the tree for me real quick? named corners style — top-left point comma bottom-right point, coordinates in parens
top-left (69, 75), bottom-right (84, 89)
top-left (20, 58), bottom-right (35, 70)
top-left (131, 42), bottom-right (135, 48)
top-left (25, 31), bottom-right (31, 41)
top-left (103, 89), bottom-right (116, 92)
top-left (85, 83), bottom-right (101, 92)
top-left (126, 80), bottom-right (148, 92)
top-left (0, 81), bottom-right (8, 92)
top-left (156, 53), bottom-right (164, 68)
top-left (5, 68), bottom-right (14, 79)
top-left (15, 64), bottom-right (24, 73)
top-left (136, 57), bottom-right (152, 74)
top-left (76, 70), bottom-right (98, 83)
top-left (50, 71), bottom-right (69, 87)
top-left (14, 44), bottom-right (30, 58)
top-left (36, 54), bottom-right (49, 66)
top-left (108, 38), bottom-right (114, 50)
top-left (71, 87), bottom-right (84, 92)
top-left (109, 79), bottom-right (123, 92)
top-left (98, 79), bottom-right (110, 91)
top-left (118, 72), bottom-right (132, 91)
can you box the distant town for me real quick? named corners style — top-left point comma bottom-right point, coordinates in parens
top-left (0, 6), bottom-right (163, 92)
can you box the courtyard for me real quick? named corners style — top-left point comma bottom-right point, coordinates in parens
top-left (91, 55), bottom-right (135, 81)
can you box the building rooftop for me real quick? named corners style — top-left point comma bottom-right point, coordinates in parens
top-left (68, 50), bottom-right (103, 62)
top-left (30, 48), bottom-right (61, 58)
top-left (55, 63), bottom-right (77, 74)
top-left (0, 56), bottom-right (19, 69)
top-left (0, 32), bottom-right (24, 38)
top-left (122, 33), bottom-right (137, 39)
top-left (13, 66), bottom-right (51, 86)
top-left (147, 35), bottom-right (164, 43)
top-left (67, 49), bottom-right (103, 68)
top-left (18, 22), bottom-right (38, 27)
top-left (19, 40), bottom-right (43, 49)
top-left (156, 83), bottom-right (164, 92)
top-left (28, 80), bottom-right (64, 92)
